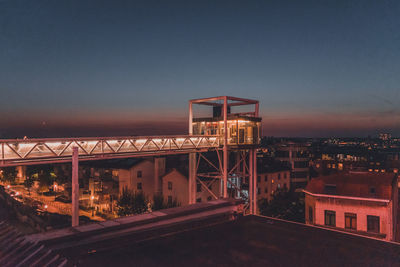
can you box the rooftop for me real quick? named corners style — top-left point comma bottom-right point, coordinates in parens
top-left (305, 172), bottom-right (397, 200)
top-left (78, 215), bottom-right (400, 266)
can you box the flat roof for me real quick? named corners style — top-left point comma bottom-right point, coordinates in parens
top-left (190, 96), bottom-right (258, 106)
top-left (78, 215), bottom-right (400, 266)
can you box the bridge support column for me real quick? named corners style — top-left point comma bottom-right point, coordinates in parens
top-left (72, 147), bottom-right (79, 227)
top-left (189, 153), bottom-right (197, 204)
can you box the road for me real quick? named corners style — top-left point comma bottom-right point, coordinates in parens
top-left (2, 183), bottom-right (105, 222)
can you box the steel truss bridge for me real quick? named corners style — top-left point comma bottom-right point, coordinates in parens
top-left (0, 135), bottom-right (220, 167)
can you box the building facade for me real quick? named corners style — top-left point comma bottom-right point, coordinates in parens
top-left (161, 169), bottom-right (220, 206)
top-left (257, 167), bottom-right (291, 202)
top-left (304, 172), bottom-right (398, 241)
top-left (275, 142), bottom-right (310, 190)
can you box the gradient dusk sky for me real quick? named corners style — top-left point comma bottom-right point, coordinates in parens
top-left (1, 0), bottom-right (399, 138)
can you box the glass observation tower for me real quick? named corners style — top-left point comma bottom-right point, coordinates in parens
top-left (189, 96), bottom-right (261, 214)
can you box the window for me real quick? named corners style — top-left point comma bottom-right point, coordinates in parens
top-left (196, 183), bottom-right (202, 192)
top-left (345, 213), bottom-right (357, 230)
top-left (196, 198), bottom-right (202, 203)
top-left (167, 196), bottom-right (172, 205)
top-left (264, 176), bottom-right (268, 182)
top-left (284, 173), bottom-right (287, 179)
top-left (137, 171), bottom-right (142, 178)
top-left (257, 176), bottom-right (261, 183)
top-left (137, 182), bottom-right (142, 190)
top-left (264, 187), bottom-right (268, 194)
top-left (308, 206), bottom-right (313, 223)
top-left (257, 187), bottom-right (261, 195)
top-left (168, 181), bottom-right (172, 190)
top-left (367, 215), bottom-right (380, 233)
top-left (324, 210), bottom-right (336, 227)
top-left (370, 187), bottom-right (376, 195)
top-left (278, 173), bottom-right (281, 180)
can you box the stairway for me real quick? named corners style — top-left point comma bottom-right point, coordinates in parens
top-left (0, 221), bottom-right (68, 267)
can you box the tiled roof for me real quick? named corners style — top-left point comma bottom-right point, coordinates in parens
top-left (305, 172), bottom-right (397, 200)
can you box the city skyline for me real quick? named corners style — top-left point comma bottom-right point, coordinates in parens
top-left (1, 0), bottom-right (399, 138)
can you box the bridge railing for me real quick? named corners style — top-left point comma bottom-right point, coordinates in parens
top-left (0, 135), bottom-right (220, 166)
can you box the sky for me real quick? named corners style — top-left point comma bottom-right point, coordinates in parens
top-left (0, 0), bottom-right (399, 138)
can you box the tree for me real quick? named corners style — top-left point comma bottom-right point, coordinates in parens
top-left (258, 188), bottom-right (305, 223)
top-left (26, 165), bottom-right (41, 179)
top-left (152, 193), bottom-right (180, 210)
top-left (0, 167), bottom-right (17, 184)
top-left (31, 165), bottom-right (57, 192)
top-left (54, 164), bottom-right (71, 186)
top-left (24, 176), bottom-right (34, 195)
top-left (117, 187), bottom-right (148, 216)
top-left (152, 193), bottom-right (165, 211)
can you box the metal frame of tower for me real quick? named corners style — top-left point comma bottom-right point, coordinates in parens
top-left (188, 96), bottom-right (260, 214)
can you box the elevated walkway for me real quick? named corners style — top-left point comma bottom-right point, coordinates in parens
top-left (0, 135), bottom-right (220, 167)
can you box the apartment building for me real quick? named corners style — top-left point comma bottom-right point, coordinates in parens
top-left (275, 142), bottom-right (310, 190)
top-left (304, 172), bottom-right (398, 241)
top-left (257, 160), bottom-right (291, 202)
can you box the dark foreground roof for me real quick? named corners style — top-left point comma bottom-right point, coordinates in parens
top-left (78, 215), bottom-right (400, 267)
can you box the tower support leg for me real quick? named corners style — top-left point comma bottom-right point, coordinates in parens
top-left (252, 149), bottom-right (257, 214)
top-left (223, 96), bottom-right (228, 198)
top-left (249, 150), bottom-right (254, 213)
